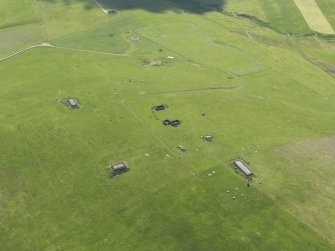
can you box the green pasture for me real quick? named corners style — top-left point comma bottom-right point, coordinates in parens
top-left (1, 48), bottom-right (334, 250)
top-left (1, 0), bottom-right (335, 250)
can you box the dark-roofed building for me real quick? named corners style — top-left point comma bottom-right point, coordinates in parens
top-left (171, 120), bottom-right (181, 126)
top-left (162, 119), bottom-right (171, 125)
top-left (233, 160), bottom-right (253, 176)
top-left (111, 162), bottom-right (128, 176)
top-left (107, 9), bottom-right (118, 15)
top-left (154, 105), bottom-right (166, 111)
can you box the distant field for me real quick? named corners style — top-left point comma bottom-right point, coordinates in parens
top-left (224, 0), bottom-right (268, 20)
top-left (1, 0), bottom-right (335, 250)
top-left (52, 14), bottom-right (146, 54)
top-left (35, 0), bottom-right (107, 39)
top-left (135, 21), bottom-right (263, 75)
top-left (0, 0), bottom-right (39, 28)
top-left (224, 0), bottom-right (311, 34)
top-left (293, 0), bottom-right (334, 34)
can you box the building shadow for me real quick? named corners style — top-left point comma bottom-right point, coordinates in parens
top-left (41, 0), bottom-right (226, 14)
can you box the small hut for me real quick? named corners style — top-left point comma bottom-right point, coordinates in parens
top-left (66, 97), bottom-right (80, 108)
top-left (111, 162), bottom-right (128, 176)
top-left (171, 120), bottom-right (181, 126)
top-left (162, 119), bottom-right (171, 125)
top-left (107, 9), bottom-right (118, 15)
top-left (203, 135), bottom-right (214, 141)
top-left (177, 145), bottom-right (186, 152)
top-left (233, 160), bottom-right (253, 176)
top-left (154, 105), bottom-right (166, 111)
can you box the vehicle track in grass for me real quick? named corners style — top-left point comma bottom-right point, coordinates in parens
top-left (0, 43), bottom-right (51, 62)
top-left (120, 101), bottom-right (202, 181)
top-left (0, 43), bottom-right (133, 62)
top-left (148, 85), bottom-right (243, 95)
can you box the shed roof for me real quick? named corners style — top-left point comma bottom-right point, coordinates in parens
top-left (66, 97), bottom-right (79, 108)
top-left (155, 105), bottom-right (166, 111)
top-left (233, 160), bottom-right (253, 176)
top-left (112, 162), bottom-right (127, 170)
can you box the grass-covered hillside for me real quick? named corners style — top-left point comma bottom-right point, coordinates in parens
top-left (0, 0), bottom-right (335, 250)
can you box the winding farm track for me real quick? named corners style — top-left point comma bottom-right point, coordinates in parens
top-left (293, 0), bottom-right (334, 34)
top-left (0, 43), bottom-right (52, 62)
top-left (0, 43), bottom-right (133, 63)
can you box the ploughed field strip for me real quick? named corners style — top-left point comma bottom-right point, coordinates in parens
top-left (293, 0), bottom-right (335, 34)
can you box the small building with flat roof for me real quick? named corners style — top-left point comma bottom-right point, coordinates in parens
top-left (162, 119), bottom-right (170, 125)
top-left (112, 162), bottom-right (127, 171)
top-left (111, 162), bottom-right (128, 176)
top-left (233, 160), bottom-right (253, 176)
top-left (66, 97), bottom-right (80, 108)
top-left (154, 105), bottom-right (166, 111)
top-left (171, 120), bottom-right (181, 126)
top-left (106, 9), bottom-right (118, 15)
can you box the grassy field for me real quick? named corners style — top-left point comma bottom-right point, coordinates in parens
top-left (1, 0), bottom-right (335, 250)
top-left (35, 0), bottom-right (108, 39)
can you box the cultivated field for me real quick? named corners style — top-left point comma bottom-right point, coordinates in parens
top-left (293, 0), bottom-right (334, 34)
top-left (224, 0), bottom-right (311, 34)
top-left (315, 0), bottom-right (335, 33)
top-left (1, 0), bottom-right (335, 250)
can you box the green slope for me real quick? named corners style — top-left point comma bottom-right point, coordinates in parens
top-left (1, 1), bottom-right (335, 250)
